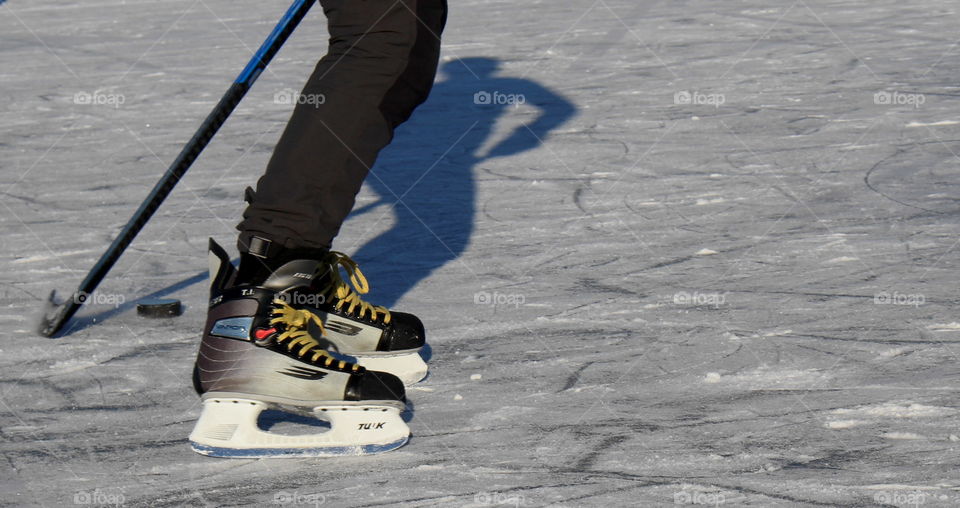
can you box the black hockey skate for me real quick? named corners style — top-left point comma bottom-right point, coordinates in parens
top-left (190, 239), bottom-right (408, 457)
top-left (232, 235), bottom-right (428, 384)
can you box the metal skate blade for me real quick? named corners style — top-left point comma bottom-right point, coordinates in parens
top-left (190, 436), bottom-right (409, 458)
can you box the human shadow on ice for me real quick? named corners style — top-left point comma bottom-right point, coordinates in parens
top-left (345, 56), bottom-right (576, 308)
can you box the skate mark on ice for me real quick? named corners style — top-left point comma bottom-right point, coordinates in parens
top-left (572, 434), bottom-right (629, 471)
top-left (574, 185), bottom-right (590, 215)
top-left (864, 144), bottom-right (960, 214)
top-left (560, 361), bottom-right (594, 392)
top-left (99, 342), bottom-right (190, 365)
top-left (564, 465), bottom-right (847, 507)
top-left (578, 278), bottom-right (638, 297)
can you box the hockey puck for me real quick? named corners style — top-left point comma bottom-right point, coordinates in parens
top-left (136, 298), bottom-right (182, 318)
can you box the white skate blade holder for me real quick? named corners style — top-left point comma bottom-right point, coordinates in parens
top-left (190, 397), bottom-right (409, 458)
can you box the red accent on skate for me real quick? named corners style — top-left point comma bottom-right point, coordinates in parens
top-left (255, 327), bottom-right (277, 340)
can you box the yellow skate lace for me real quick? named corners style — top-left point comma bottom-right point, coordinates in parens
top-left (269, 299), bottom-right (360, 372)
top-left (322, 252), bottom-right (392, 324)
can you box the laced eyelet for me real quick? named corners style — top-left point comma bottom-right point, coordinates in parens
top-left (320, 252), bottom-right (392, 324)
top-left (268, 299), bottom-right (361, 373)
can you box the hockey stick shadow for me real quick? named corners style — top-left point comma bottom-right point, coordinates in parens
top-left (60, 261), bottom-right (232, 335)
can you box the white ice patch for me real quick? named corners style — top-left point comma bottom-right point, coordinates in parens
top-left (882, 432), bottom-right (924, 440)
top-left (763, 329), bottom-right (793, 337)
top-left (831, 402), bottom-right (956, 419)
top-left (13, 249), bottom-right (96, 263)
top-left (824, 256), bottom-right (858, 263)
top-left (702, 366), bottom-right (829, 388)
top-left (926, 322), bottom-right (960, 330)
top-left (878, 347), bottom-right (909, 358)
top-left (3, 425), bottom-right (41, 433)
top-left (906, 120), bottom-right (960, 127)
top-left (695, 198), bottom-right (725, 205)
top-left (825, 420), bottom-right (865, 429)
top-left (49, 358), bottom-right (96, 373)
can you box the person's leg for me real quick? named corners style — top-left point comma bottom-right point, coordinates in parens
top-left (380, 0), bottom-right (447, 130)
top-left (237, 0), bottom-right (446, 262)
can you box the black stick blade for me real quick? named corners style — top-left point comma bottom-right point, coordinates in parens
top-left (37, 290), bottom-right (80, 338)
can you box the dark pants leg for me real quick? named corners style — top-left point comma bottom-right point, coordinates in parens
top-left (237, 0), bottom-right (447, 252)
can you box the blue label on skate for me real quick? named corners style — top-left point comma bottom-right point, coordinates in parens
top-left (210, 317), bottom-right (254, 340)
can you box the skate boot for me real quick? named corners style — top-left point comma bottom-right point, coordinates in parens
top-left (190, 239), bottom-right (409, 458)
top-left (307, 250), bottom-right (428, 385)
top-left (234, 236), bottom-right (428, 385)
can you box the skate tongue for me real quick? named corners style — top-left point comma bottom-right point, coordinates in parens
top-left (262, 260), bottom-right (325, 291)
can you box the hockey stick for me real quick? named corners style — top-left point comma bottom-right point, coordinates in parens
top-left (38, 0), bottom-right (316, 337)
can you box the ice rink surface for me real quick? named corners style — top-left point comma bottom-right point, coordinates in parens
top-left (3, 0), bottom-right (960, 506)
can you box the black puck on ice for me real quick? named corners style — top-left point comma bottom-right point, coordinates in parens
top-left (136, 298), bottom-right (182, 318)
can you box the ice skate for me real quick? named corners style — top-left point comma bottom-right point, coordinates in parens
top-left (308, 250), bottom-right (428, 385)
top-left (225, 235), bottom-right (428, 384)
top-left (190, 239), bottom-right (409, 458)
